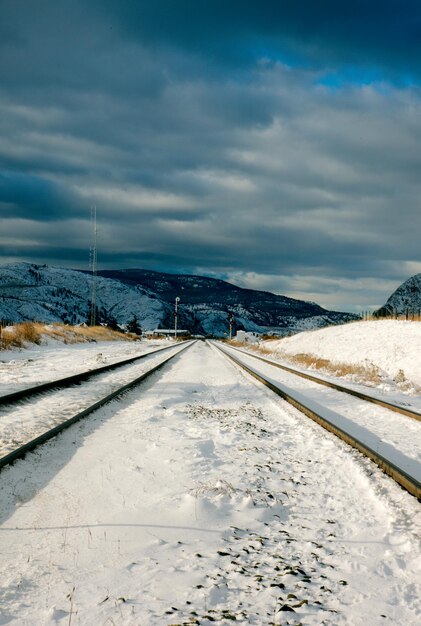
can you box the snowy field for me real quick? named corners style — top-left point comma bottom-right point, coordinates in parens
top-left (259, 320), bottom-right (421, 391)
top-left (0, 338), bottom-right (419, 625)
top-left (0, 341), bottom-right (187, 458)
top-left (0, 338), bottom-right (168, 396)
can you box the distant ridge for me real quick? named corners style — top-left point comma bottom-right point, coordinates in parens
top-left (95, 268), bottom-right (357, 335)
top-left (0, 263), bottom-right (357, 336)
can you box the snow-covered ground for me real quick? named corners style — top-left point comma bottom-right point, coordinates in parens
top-left (258, 320), bottom-right (421, 391)
top-left (217, 342), bottom-right (421, 481)
top-left (0, 338), bottom-right (170, 396)
top-left (0, 341), bottom-right (187, 457)
top-left (0, 340), bottom-right (419, 625)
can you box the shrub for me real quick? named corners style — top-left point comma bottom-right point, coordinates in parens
top-left (17, 321), bottom-right (42, 345)
top-left (0, 322), bottom-right (138, 351)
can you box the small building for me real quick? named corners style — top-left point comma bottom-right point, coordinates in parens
top-left (144, 329), bottom-right (189, 338)
top-left (235, 330), bottom-right (260, 344)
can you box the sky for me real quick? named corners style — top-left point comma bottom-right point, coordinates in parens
top-left (0, 0), bottom-right (420, 313)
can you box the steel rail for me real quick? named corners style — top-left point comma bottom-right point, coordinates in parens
top-left (212, 342), bottom-right (421, 500)
top-left (225, 344), bottom-right (421, 422)
top-left (0, 341), bottom-right (194, 472)
top-left (0, 340), bottom-right (193, 407)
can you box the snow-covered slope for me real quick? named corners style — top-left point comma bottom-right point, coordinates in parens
top-left (259, 319), bottom-right (421, 389)
top-left (0, 263), bottom-right (168, 330)
top-left (375, 273), bottom-right (421, 316)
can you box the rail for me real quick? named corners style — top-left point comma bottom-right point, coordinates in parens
top-left (0, 340), bottom-right (193, 407)
top-left (212, 342), bottom-right (421, 500)
top-left (0, 341), bottom-right (194, 472)
top-left (226, 344), bottom-right (421, 422)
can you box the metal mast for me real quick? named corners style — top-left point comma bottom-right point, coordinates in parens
top-left (89, 206), bottom-right (98, 326)
top-left (174, 296), bottom-right (180, 339)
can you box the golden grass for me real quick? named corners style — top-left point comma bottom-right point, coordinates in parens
top-left (228, 340), bottom-right (279, 357)
top-left (365, 315), bottom-right (421, 322)
top-left (279, 352), bottom-right (383, 385)
top-left (0, 322), bottom-right (42, 349)
top-left (233, 340), bottom-right (384, 387)
top-left (0, 322), bottom-right (138, 350)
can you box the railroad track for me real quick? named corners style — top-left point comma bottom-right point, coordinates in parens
top-left (0, 341), bottom-right (192, 406)
top-left (0, 340), bottom-right (195, 472)
top-left (1, 338), bottom-right (419, 501)
top-left (212, 341), bottom-right (421, 500)
top-left (225, 344), bottom-right (421, 422)
top-left (0, 339), bottom-right (418, 624)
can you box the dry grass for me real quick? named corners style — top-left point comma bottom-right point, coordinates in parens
top-left (228, 340), bottom-right (279, 357)
top-left (279, 352), bottom-right (383, 385)
top-left (18, 321), bottom-right (43, 345)
top-left (0, 322), bottom-right (42, 349)
top-left (0, 322), bottom-right (138, 350)
top-left (233, 340), bottom-right (384, 387)
top-left (392, 368), bottom-right (420, 393)
top-left (60, 324), bottom-right (134, 343)
top-left (365, 315), bottom-right (421, 323)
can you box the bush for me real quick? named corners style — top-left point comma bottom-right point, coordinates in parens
top-left (126, 314), bottom-right (142, 335)
top-left (18, 321), bottom-right (42, 345)
top-left (0, 322), bottom-right (139, 351)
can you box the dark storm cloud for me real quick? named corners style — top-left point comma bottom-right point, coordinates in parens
top-left (97, 0), bottom-right (421, 79)
top-left (1, 0), bottom-right (421, 311)
top-left (0, 171), bottom-right (85, 220)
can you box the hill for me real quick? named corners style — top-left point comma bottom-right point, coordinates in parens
top-left (258, 319), bottom-right (421, 392)
top-left (375, 273), bottom-right (421, 317)
top-left (0, 263), bottom-right (168, 330)
top-left (0, 263), bottom-right (357, 336)
top-left (95, 268), bottom-right (357, 335)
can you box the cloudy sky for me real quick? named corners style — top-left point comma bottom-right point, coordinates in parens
top-left (1, 1), bottom-right (420, 312)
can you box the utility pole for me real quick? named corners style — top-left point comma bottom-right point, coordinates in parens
top-left (89, 206), bottom-right (98, 326)
top-left (228, 311), bottom-right (234, 340)
top-left (174, 296), bottom-right (180, 339)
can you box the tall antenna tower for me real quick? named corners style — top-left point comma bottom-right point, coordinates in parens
top-left (89, 205), bottom-right (98, 326)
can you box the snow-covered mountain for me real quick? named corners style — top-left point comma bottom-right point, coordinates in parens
top-left (0, 263), bottom-right (168, 330)
top-left (375, 273), bottom-right (421, 317)
top-left (96, 268), bottom-right (357, 335)
top-left (0, 263), bottom-right (357, 336)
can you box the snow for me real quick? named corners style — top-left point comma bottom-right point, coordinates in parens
top-left (260, 319), bottom-right (421, 390)
top-left (0, 338), bottom-right (169, 396)
top-left (0, 262), bottom-right (168, 329)
top-left (217, 343), bottom-right (421, 482)
top-left (0, 339), bottom-right (420, 624)
top-left (0, 341), bottom-right (186, 457)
